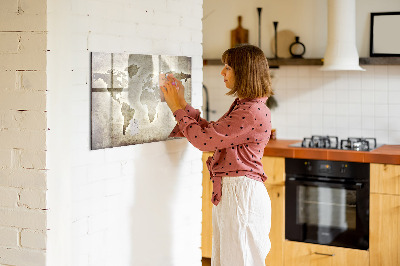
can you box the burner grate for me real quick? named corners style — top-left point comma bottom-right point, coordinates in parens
top-left (296, 136), bottom-right (378, 151)
top-left (340, 137), bottom-right (377, 151)
top-left (301, 135), bottom-right (339, 149)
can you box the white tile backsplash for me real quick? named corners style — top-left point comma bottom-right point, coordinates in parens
top-left (389, 117), bottom-right (400, 131)
top-left (388, 76), bottom-right (400, 91)
top-left (336, 103), bottom-right (349, 116)
top-left (375, 104), bottom-right (389, 117)
top-left (374, 90), bottom-right (388, 104)
top-left (362, 90), bottom-right (375, 103)
top-left (388, 91), bottom-right (400, 104)
top-left (336, 90), bottom-right (349, 103)
top-left (389, 131), bottom-right (400, 143)
top-left (375, 130), bottom-right (389, 144)
top-left (374, 65), bottom-right (388, 77)
top-left (389, 104), bottom-right (400, 117)
top-left (204, 64), bottom-right (400, 144)
top-left (374, 77), bottom-right (388, 91)
top-left (298, 77), bottom-right (311, 89)
top-left (361, 104), bottom-right (374, 117)
top-left (323, 103), bottom-right (336, 116)
top-left (336, 115), bottom-right (348, 129)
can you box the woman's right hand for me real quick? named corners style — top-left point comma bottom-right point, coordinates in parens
top-left (169, 75), bottom-right (187, 108)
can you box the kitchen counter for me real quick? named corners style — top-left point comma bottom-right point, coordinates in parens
top-left (263, 139), bottom-right (400, 165)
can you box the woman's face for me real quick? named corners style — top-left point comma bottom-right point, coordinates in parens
top-left (220, 64), bottom-right (235, 89)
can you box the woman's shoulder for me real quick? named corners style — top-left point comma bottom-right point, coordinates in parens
top-left (239, 98), bottom-right (269, 112)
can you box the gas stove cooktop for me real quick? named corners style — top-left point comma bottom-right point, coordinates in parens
top-left (289, 135), bottom-right (382, 151)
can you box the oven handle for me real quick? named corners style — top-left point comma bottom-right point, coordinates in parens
top-left (286, 177), bottom-right (364, 189)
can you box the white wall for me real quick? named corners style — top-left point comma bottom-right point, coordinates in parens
top-left (47, 0), bottom-right (203, 266)
top-left (0, 0), bottom-right (48, 265)
top-left (203, 0), bottom-right (400, 58)
top-left (203, 0), bottom-right (400, 145)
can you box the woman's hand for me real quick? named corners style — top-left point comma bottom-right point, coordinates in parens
top-left (160, 74), bottom-right (185, 113)
top-left (174, 77), bottom-right (187, 108)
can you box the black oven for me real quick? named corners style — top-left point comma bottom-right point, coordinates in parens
top-left (285, 158), bottom-right (369, 250)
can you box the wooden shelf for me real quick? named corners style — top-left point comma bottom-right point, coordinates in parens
top-left (359, 57), bottom-right (400, 65)
top-left (203, 57), bottom-right (400, 67)
top-left (203, 58), bottom-right (323, 67)
top-left (268, 58), bottom-right (322, 67)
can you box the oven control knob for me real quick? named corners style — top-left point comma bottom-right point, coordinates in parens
top-left (304, 161), bottom-right (312, 171)
top-left (340, 164), bottom-right (347, 174)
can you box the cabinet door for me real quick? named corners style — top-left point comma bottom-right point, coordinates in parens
top-left (370, 163), bottom-right (400, 195)
top-left (284, 241), bottom-right (369, 266)
top-left (202, 152), bottom-right (213, 258)
top-left (261, 156), bottom-right (285, 185)
top-left (264, 184), bottom-right (284, 266)
top-left (370, 193), bottom-right (400, 266)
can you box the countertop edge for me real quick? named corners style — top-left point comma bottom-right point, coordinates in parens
top-left (263, 140), bottom-right (400, 165)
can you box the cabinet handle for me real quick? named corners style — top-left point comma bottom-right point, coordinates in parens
top-left (314, 252), bottom-right (335, 257)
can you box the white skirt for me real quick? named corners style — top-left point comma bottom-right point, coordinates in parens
top-left (212, 176), bottom-right (271, 266)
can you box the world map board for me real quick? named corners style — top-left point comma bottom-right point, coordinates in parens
top-left (91, 52), bottom-right (191, 150)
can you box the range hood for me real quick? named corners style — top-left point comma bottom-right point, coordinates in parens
top-left (320, 0), bottom-right (365, 71)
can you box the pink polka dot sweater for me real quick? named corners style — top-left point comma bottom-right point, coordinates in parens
top-left (169, 97), bottom-right (271, 206)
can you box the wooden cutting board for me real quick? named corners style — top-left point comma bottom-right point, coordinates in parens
top-left (231, 16), bottom-right (249, 48)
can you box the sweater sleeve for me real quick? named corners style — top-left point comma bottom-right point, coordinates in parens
top-left (169, 104), bottom-right (210, 138)
top-left (172, 106), bottom-right (257, 152)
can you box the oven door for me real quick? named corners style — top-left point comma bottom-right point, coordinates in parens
top-left (285, 177), bottom-right (369, 250)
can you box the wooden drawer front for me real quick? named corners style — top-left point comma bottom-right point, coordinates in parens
top-left (370, 193), bottom-right (400, 266)
top-left (370, 163), bottom-right (400, 195)
top-left (262, 156), bottom-right (285, 185)
top-left (284, 241), bottom-right (369, 266)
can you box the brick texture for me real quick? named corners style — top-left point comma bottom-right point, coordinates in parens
top-left (0, 0), bottom-right (47, 264)
top-left (0, 208), bottom-right (47, 230)
top-left (0, 227), bottom-right (19, 247)
top-left (21, 229), bottom-right (46, 249)
top-left (0, 247), bottom-right (46, 266)
top-left (3, 0), bottom-right (203, 265)
top-left (0, 187), bottom-right (19, 208)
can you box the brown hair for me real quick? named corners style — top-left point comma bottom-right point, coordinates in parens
top-left (221, 44), bottom-right (273, 99)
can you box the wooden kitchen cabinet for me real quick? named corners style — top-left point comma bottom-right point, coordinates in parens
top-left (370, 163), bottom-right (400, 266)
top-left (262, 156), bottom-right (285, 266)
top-left (202, 152), bottom-right (213, 258)
top-left (370, 163), bottom-right (400, 195)
top-left (201, 154), bottom-right (286, 266)
top-left (261, 156), bottom-right (285, 186)
top-left (370, 193), bottom-right (400, 266)
top-left (264, 184), bottom-right (285, 266)
top-left (284, 241), bottom-right (369, 266)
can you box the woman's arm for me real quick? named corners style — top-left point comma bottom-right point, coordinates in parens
top-left (169, 104), bottom-right (212, 138)
top-left (172, 106), bottom-right (257, 152)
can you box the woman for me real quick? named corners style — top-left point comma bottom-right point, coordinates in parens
top-left (161, 44), bottom-right (273, 266)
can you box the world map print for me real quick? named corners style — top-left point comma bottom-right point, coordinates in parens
top-left (91, 52), bottom-right (191, 150)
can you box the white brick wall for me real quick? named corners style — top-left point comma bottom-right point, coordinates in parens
top-left (0, 187), bottom-right (19, 208)
top-left (0, 227), bottom-right (19, 247)
top-left (21, 229), bottom-right (47, 250)
top-left (0, 0), bottom-right (48, 265)
top-left (47, 1), bottom-right (203, 266)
